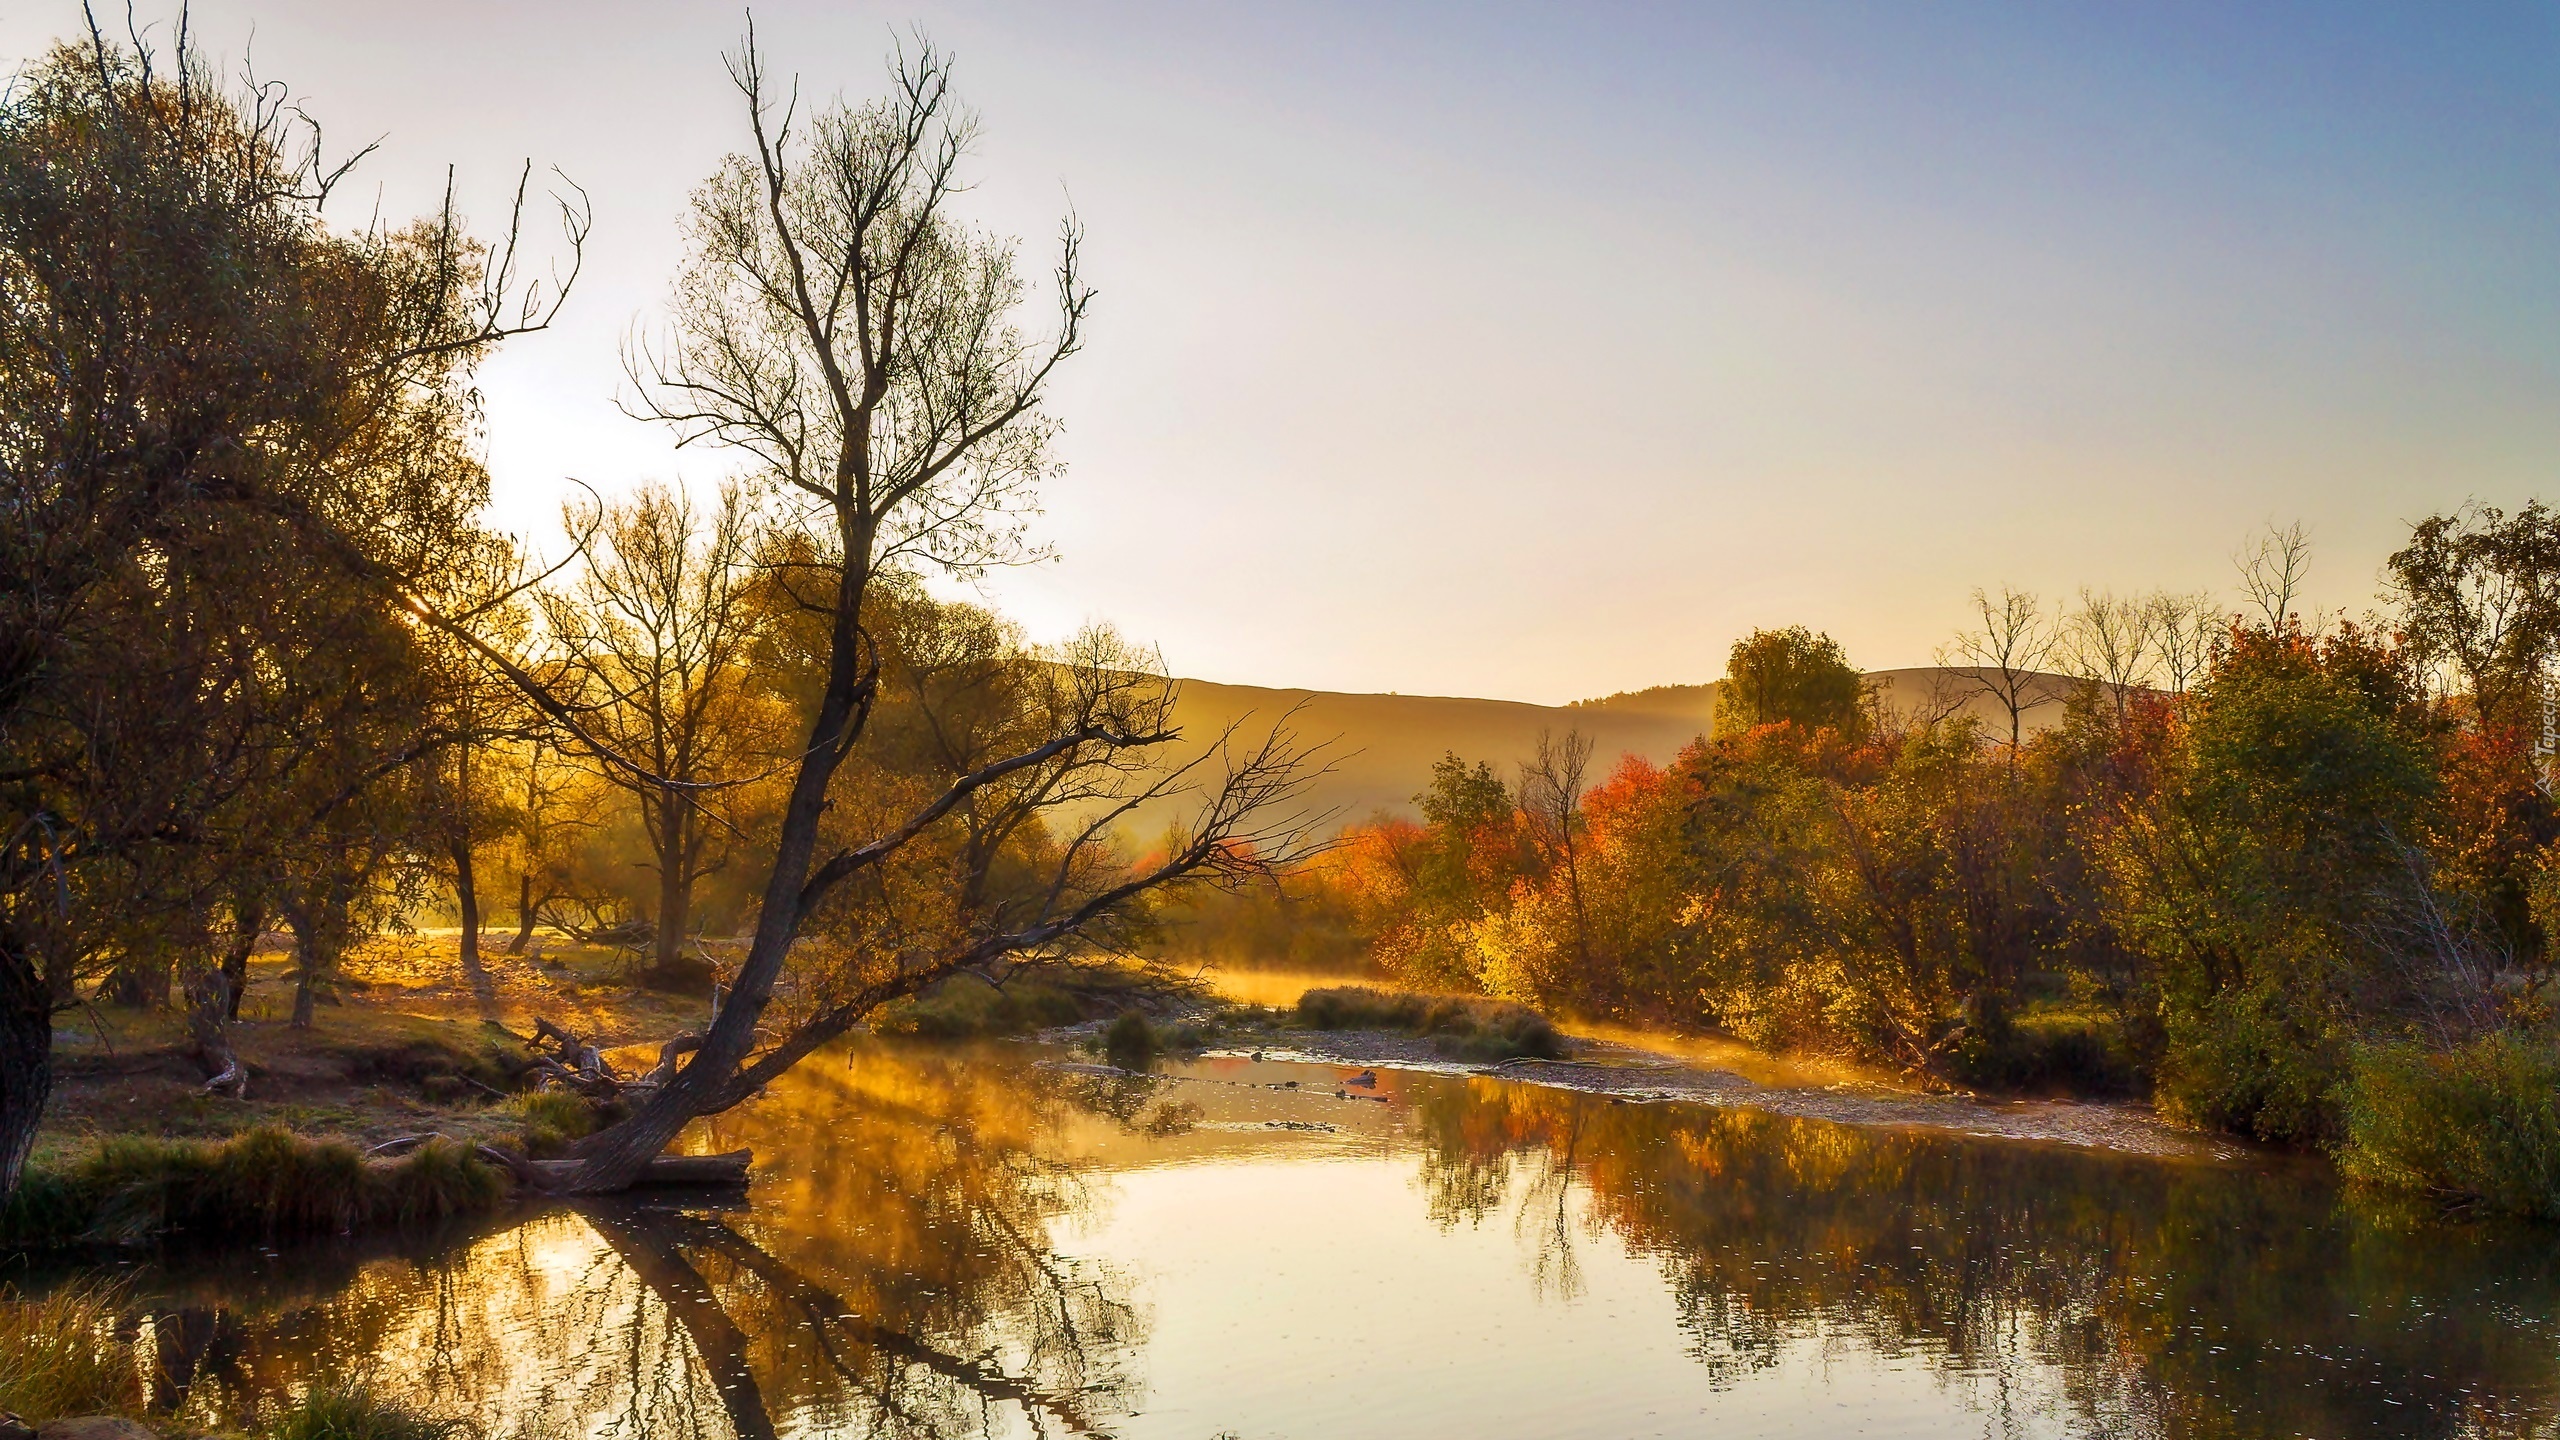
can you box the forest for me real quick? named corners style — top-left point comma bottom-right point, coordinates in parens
top-left (1180, 517), bottom-right (2560, 1218)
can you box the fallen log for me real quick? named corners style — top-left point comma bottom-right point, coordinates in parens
top-left (528, 1148), bottom-right (753, 1189)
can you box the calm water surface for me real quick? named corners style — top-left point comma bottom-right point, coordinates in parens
top-left (50, 1038), bottom-right (2560, 1440)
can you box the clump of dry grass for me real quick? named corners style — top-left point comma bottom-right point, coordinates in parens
top-left (260, 1381), bottom-right (473, 1440)
top-left (1, 1126), bottom-right (511, 1250)
top-left (0, 1278), bottom-right (139, 1421)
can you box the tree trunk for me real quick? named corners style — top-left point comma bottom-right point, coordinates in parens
top-left (508, 870), bottom-right (537, 954)
top-left (451, 835), bottom-right (481, 972)
top-left (104, 958), bottom-right (171, 1009)
top-left (652, 859), bottom-right (690, 973)
top-left (287, 904), bottom-right (323, 1030)
top-left (562, 630), bottom-right (865, 1191)
top-left (0, 933), bottom-right (52, 1201)
top-left (646, 800), bottom-right (699, 987)
top-left (185, 965), bottom-right (246, 1098)
top-left (219, 905), bottom-right (262, 1022)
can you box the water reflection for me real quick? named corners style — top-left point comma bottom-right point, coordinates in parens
top-left (41, 1043), bottom-right (2560, 1440)
top-left (87, 1045), bottom-right (1139, 1438)
top-left (1404, 1078), bottom-right (2560, 1438)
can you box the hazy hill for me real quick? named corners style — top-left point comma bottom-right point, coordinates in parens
top-left (1116, 666), bottom-right (2077, 836)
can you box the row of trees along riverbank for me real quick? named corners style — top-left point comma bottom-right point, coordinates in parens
top-left (1169, 516), bottom-right (2560, 1218)
top-left (0, 23), bottom-right (1321, 1205)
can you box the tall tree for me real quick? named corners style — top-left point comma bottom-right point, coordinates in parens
top-left (2146, 590), bottom-right (2223, 697)
top-left (2235, 520), bottom-right (2314, 633)
top-left (549, 482), bottom-right (773, 986)
top-left (1938, 588), bottom-right (2061, 757)
top-left (2387, 502), bottom-right (2560, 734)
top-left (529, 30), bottom-right (1309, 1192)
top-left (2062, 590), bottom-right (2156, 717)
top-left (1717, 626), bottom-right (1868, 739)
top-left (1518, 729), bottom-right (1595, 974)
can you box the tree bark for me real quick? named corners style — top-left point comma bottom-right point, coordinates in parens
top-left (532, 1149), bottom-right (748, 1187)
top-left (561, 660), bottom-right (859, 1191)
top-left (0, 932), bottom-right (52, 1199)
top-left (185, 966), bottom-right (246, 1098)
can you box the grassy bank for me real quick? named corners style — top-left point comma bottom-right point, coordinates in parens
top-left (11, 934), bottom-right (704, 1252)
top-left (1295, 986), bottom-right (1565, 1061)
top-left (872, 964), bottom-right (1213, 1041)
top-left (0, 1127), bottom-right (513, 1251)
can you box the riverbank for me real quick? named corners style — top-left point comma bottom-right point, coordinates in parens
top-left (12, 1032), bottom-right (2552, 1440)
top-left (22, 945), bottom-right (2235, 1230)
top-left (31, 935), bottom-right (708, 1173)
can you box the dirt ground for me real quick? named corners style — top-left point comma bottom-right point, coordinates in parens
top-left (35, 932), bottom-right (714, 1167)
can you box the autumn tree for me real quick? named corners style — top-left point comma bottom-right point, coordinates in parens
top-left (2387, 501), bottom-right (2560, 734)
top-left (2061, 590), bottom-right (2155, 717)
top-left (2236, 520), bottom-right (2314, 633)
top-left (513, 31), bottom-right (1311, 1192)
top-left (548, 482), bottom-right (776, 986)
top-left (413, 533), bottom-right (546, 977)
top-left (2146, 590), bottom-right (2223, 696)
top-left (1717, 626), bottom-right (1868, 739)
top-left (1518, 728), bottom-right (1596, 972)
top-left (0, 31), bottom-right (580, 1193)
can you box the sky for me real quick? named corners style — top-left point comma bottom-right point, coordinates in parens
top-left (5, 1), bottom-right (2555, 704)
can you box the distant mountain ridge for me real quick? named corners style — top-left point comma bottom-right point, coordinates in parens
top-left (1118, 666), bottom-right (2073, 835)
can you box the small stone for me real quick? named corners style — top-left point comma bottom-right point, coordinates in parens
top-left (38, 1419), bottom-right (158, 1440)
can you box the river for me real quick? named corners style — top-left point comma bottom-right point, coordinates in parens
top-left (33, 1028), bottom-right (2560, 1439)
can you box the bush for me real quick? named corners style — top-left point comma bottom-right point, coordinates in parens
top-left (0, 1127), bottom-right (511, 1250)
top-left (0, 1278), bottom-right (137, 1421)
top-left (260, 1381), bottom-right (471, 1440)
top-left (875, 975), bottom-right (1090, 1040)
top-left (2341, 1033), bottom-right (2560, 1220)
top-left (1102, 1011), bottom-right (1159, 1072)
top-left (1951, 1008), bottom-right (2143, 1097)
top-left (505, 1090), bottom-right (607, 1157)
top-left (1295, 986), bottom-right (1564, 1062)
top-left (2155, 983), bottom-right (2346, 1146)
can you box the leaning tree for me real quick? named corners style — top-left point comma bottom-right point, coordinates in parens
top-left (444, 30), bottom-right (1318, 1193)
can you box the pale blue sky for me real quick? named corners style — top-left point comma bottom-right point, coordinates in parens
top-left (7, 2), bottom-right (2554, 702)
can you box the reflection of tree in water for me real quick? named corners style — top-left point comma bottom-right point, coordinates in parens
top-left (1408, 1078), bottom-right (2560, 1440)
top-left (104, 1044), bottom-right (1143, 1439)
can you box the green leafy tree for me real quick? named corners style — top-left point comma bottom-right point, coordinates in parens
top-left (1718, 627), bottom-right (1870, 740)
top-left (2100, 626), bottom-right (2439, 1143)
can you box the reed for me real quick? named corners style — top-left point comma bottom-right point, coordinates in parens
top-left (0, 1278), bottom-right (139, 1421)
